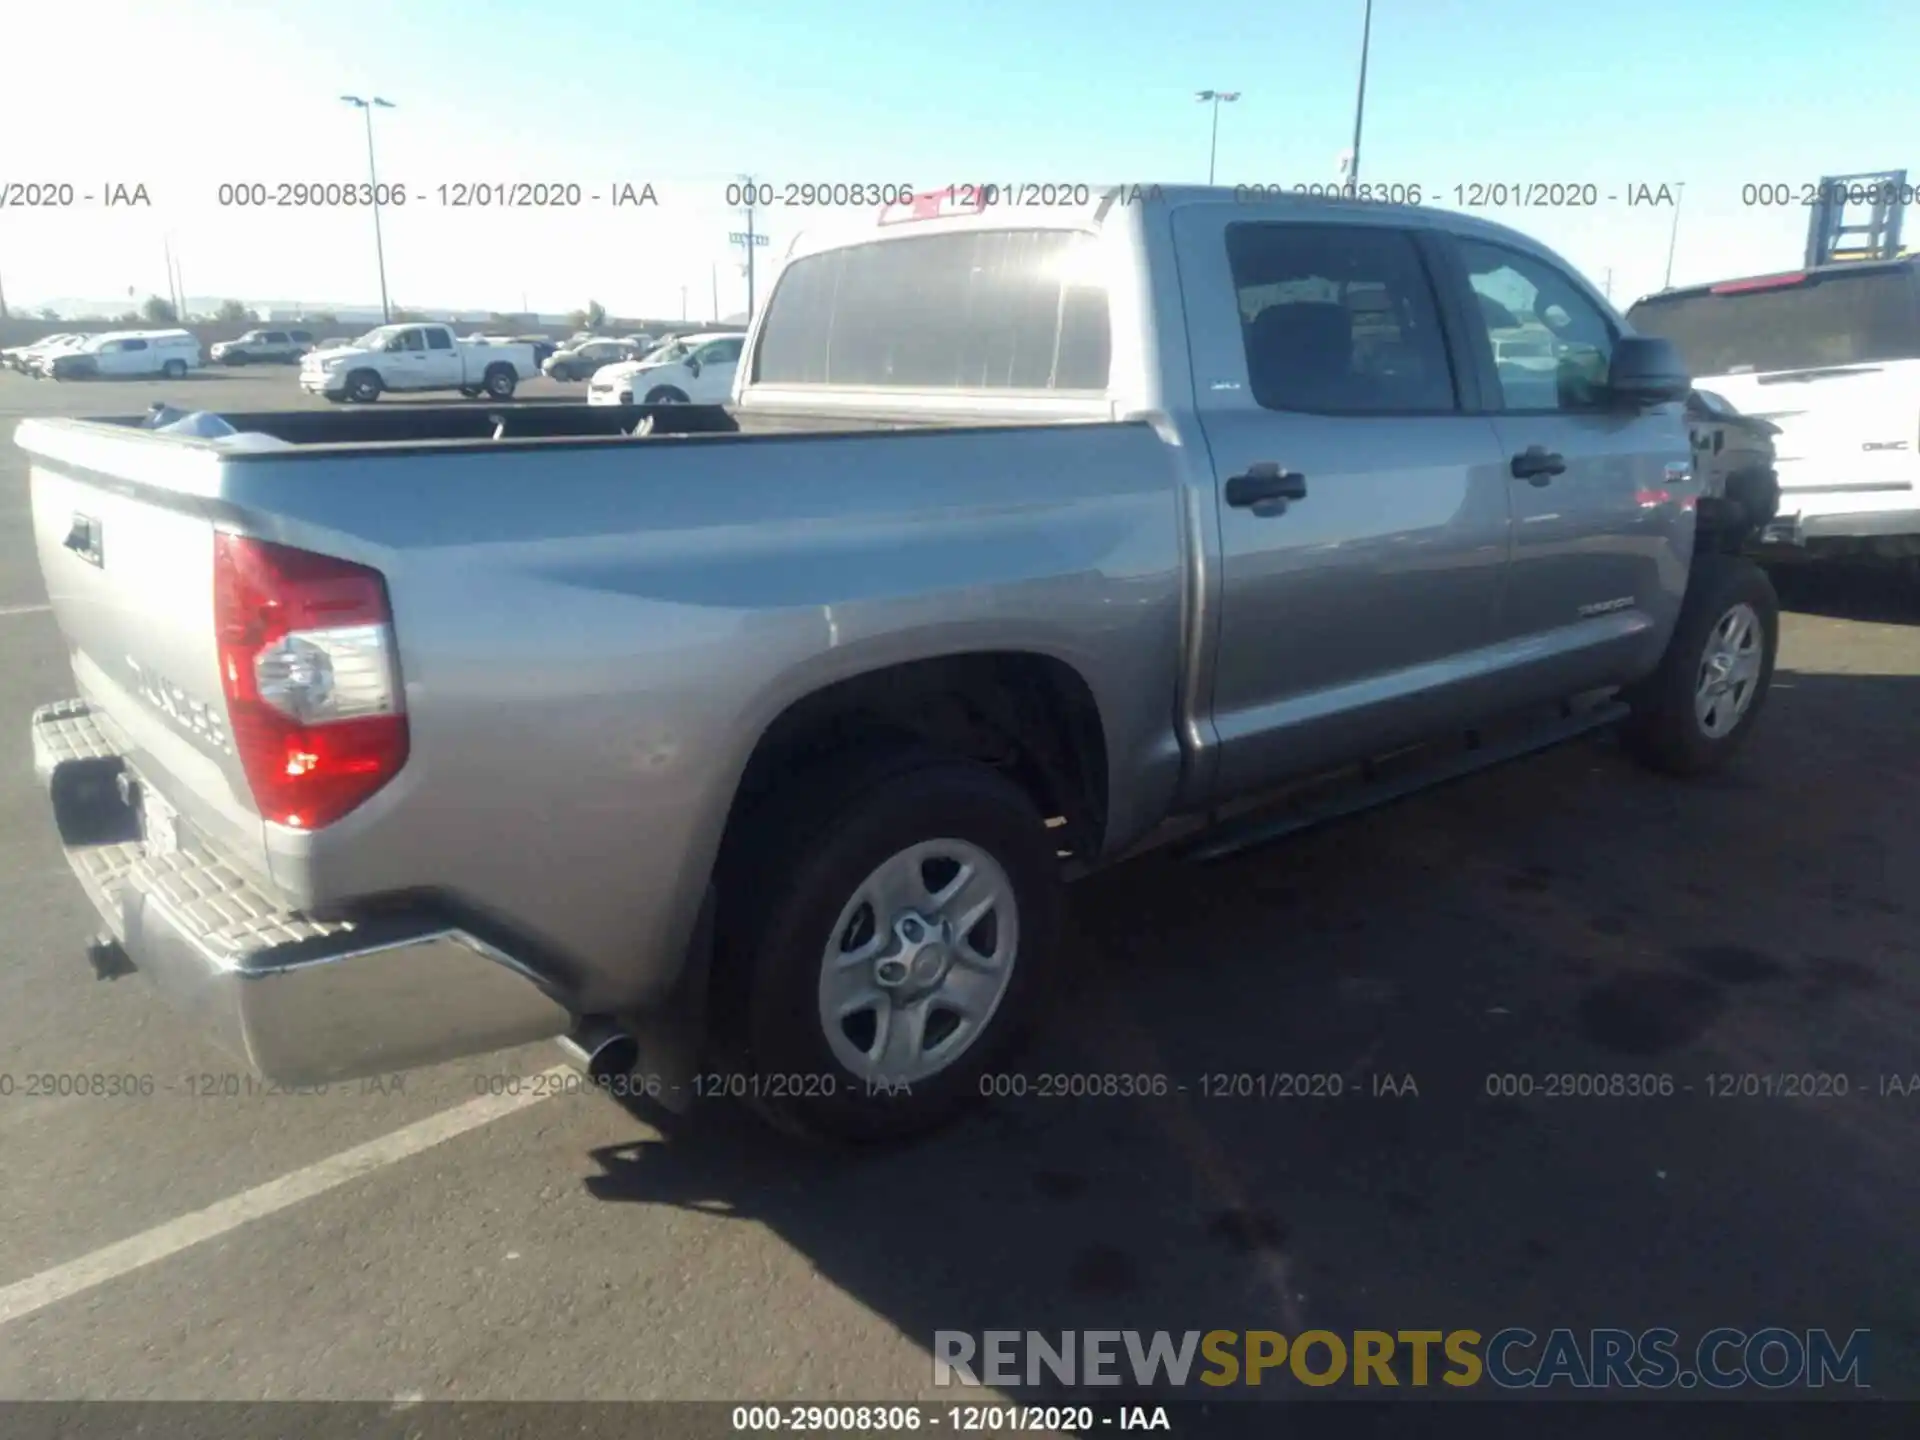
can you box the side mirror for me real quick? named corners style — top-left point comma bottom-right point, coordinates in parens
top-left (1608, 335), bottom-right (1690, 408)
top-left (686, 358), bottom-right (701, 377)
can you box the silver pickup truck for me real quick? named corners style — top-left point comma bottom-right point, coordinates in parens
top-left (21, 186), bottom-right (1780, 1143)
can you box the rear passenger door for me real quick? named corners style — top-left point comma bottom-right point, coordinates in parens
top-left (1435, 235), bottom-right (1694, 686)
top-left (688, 336), bottom-right (743, 401)
top-left (1171, 208), bottom-right (1515, 799)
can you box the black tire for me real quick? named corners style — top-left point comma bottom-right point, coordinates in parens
top-left (643, 385), bottom-right (690, 404)
top-left (483, 365), bottom-right (517, 399)
top-left (162, 359), bottom-right (187, 379)
top-left (1620, 553), bottom-right (1778, 776)
top-left (345, 370), bottom-right (382, 404)
top-left (720, 747), bottom-right (1064, 1144)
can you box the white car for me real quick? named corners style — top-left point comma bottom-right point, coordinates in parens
top-left (1628, 258), bottom-right (1920, 563)
top-left (3, 332), bottom-right (82, 372)
top-left (45, 330), bottom-right (201, 380)
top-left (299, 323), bottom-right (540, 402)
top-left (586, 331), bottom-right (745, 405)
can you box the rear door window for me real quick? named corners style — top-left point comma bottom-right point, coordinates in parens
top-left (1224, 222), bottom-right (1456, 413)
top-left (753, 228), bottom-right (1110, 391)
top-left (426, 328), bottom-right (453, 350)
top-left (1627, 265), bottom-right (1920, 375)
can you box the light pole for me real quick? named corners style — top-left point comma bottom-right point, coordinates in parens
top-left (735, 174), bottom-right (760, 322)
top-left (1195, 90), bottom-right (1240, 185)
top-left (340, 95), bottom-right (396, 321)
top-left (1348, 0), bottom-right (1374, 189)
top-left (1662, 182), bottom-right (1687, 290)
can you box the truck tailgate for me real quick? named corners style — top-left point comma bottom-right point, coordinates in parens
top-left (24, 424), bottom-right (270, 885)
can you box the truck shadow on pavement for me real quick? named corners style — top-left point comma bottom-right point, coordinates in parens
top-left (579, 669), bottom-right (1920, 1401)
top-left (1770, 562), bottom-right (1919, 626)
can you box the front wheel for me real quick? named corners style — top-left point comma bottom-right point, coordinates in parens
top-left (1620, 553), bottom-right (1779, 775)
top-left (723, 750), bottom-right (1064, 1143)
top-left (344, 370), bottom-right (383, 403)
top-left (643, 385), bottom-right (690, 405)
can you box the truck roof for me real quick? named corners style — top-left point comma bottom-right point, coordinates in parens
top-left (782, 182), bottom-right (1593, 272)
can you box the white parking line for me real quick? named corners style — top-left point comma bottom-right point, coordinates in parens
top-left (0, 1063), bottom-right (573, 1328)
top-left (0, 603), bottom-right (52, 618)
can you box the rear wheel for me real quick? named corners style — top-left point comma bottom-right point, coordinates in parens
top-left (1621, 553), bottom-right (1778, 775)
top-left (722, 748), bottom-right (1064, 1143)
top-left (483, 365), bottom-right (517, 399)
top-left (162, 359), bottom-right (187, 379)
top-left (345, 370), bottom-right (383, 403)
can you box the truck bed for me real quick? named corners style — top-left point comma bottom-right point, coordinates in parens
top-left (64, 399), bottom-right (1089, 450)
top-left (18, 399), bottom-right (1189, 1039)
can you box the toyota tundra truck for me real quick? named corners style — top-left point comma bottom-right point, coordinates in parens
top-left (22, 186), bottom-right (1779, 1143)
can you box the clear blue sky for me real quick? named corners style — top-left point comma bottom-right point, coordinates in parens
top-left (4, 0), bottom-right (1914, 318)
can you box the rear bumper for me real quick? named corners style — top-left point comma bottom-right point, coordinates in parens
top-left (31, 698), bottom-right (572, 1086)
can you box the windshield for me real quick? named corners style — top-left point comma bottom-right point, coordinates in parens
top-left (1628, 265), bottom-right (1920, 375)
top-left (643, 340), bottom-right (690, 363)
top-left (353, 326), bottom-right (401, 348)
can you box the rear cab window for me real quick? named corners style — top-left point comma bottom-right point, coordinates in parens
top-left (1627, 262), bottom-right (1920, 376)
top-left (752, 228), bottom-right (1111, 391)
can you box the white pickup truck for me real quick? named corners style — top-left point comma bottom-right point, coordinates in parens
top-left (300, 324), bottom-right (539, 403)
top-left (1627, 258), bottom-right (1919, 575)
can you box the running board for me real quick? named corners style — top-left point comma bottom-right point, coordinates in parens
top-left (1182, 700), bottom-right (1630, 864)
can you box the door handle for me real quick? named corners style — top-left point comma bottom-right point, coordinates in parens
top-left (1225, 462), bottom-right (1309, 511)
top-left (1510, 446), bottom-right (1566, 485)
top-left (64, 513), bottom-right (103, 566)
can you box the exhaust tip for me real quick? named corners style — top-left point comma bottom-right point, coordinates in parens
top-left (557, 1019), bottom-right (639, 1084)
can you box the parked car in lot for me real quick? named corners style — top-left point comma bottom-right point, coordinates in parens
top-left (298, 323), bottom-right (538, 401)
top-left (586, 330), bottom-right (743, 404)
top-left (19, 185), bottom-right (1779, 1145)
top-left (1628, 257), bottom-right (1920, 571)
top-left (26, 337), bottom-right (98, 377)
top-left (3, 332), bottom-right (83, 372)
top-left (542, 336), bottom-right (644, 381)
top-left (210, 329), bottom-right (315, 365)
top-left (45, 329), bottom-right (201, 380)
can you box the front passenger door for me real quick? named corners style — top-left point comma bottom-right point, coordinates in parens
top-left (390, 327), bottom-right (429, 388)
top-left (1441, 237), bottom-right (1694, 689)
top-left (422, 326), bottom-right (463, 386)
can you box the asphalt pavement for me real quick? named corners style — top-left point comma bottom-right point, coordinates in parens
top-left (0, 366), bottom-right (1916, 1404)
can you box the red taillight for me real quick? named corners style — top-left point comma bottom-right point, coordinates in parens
top-left (1709, 272), bottom-right (1808, 295)
top-left (878, 186), bottom-right (989, 226)
top-left (212, 533), bottom-right (408, 831)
